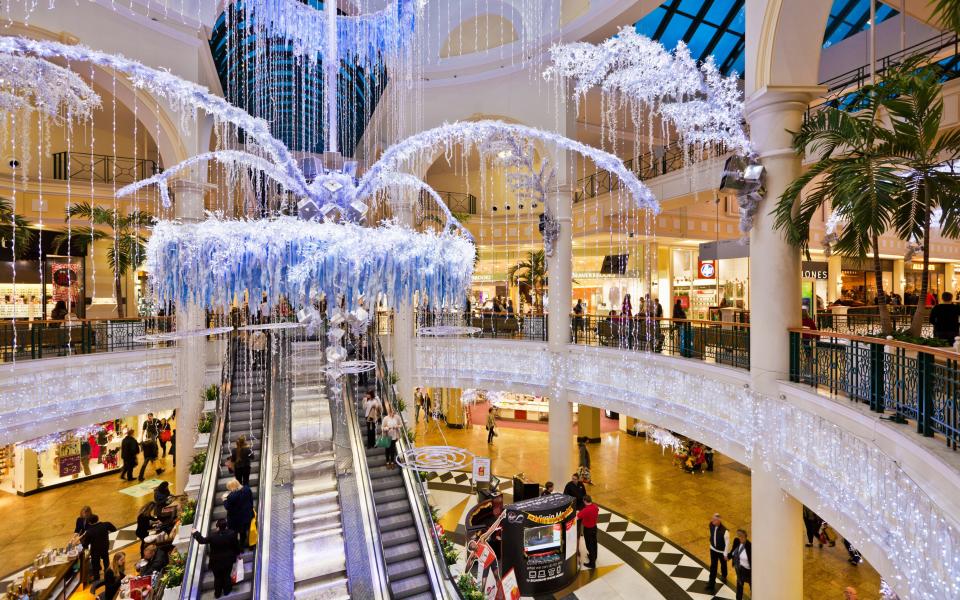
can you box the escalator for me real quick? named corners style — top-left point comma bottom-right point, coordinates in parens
top-left (183, 339), bottom-right (270, 600)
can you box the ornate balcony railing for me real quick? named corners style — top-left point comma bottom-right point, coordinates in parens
top-left (573, 141), bottom-right (729, 203)
top-left (51, 151), bottom-right (160, 184)
top-left (0, 316), bottom-right (174, 362)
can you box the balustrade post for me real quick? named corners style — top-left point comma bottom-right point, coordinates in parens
top-left (918, 352), bottom-right (935, 437)
top-left (680, 321), bottom-right (693, 358)
top-left (869, 342), bottom-right (885, 413)
top-left (788, 331), bottom-right (800, 383)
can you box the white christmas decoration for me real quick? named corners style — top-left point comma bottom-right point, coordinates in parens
top-left (0, 53), bottom-right (99, 120)
top-left (396, 445), bottom-right (475, 472)
top-left (146, 217), bottom-right (475, 314)
top-left (545, 27), bottom-right (750, 155)
top-left (643, 425), bottom-right (683, 453)
top-left (418, 326), bottom-right (481, 337)
top-left (132, 326), bottom-right (234, 343)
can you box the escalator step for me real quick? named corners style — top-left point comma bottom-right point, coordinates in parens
top-left (378, 514), bottom-right (414, 533)
top-left (386, 556), bottom-right (427, 582)
top-left (390, 574), bottom-right (431, 599)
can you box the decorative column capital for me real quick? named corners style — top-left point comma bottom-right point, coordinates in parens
top-left (169, 178), bottom-right (215, 222)
top-left (744, 85), bottom-right (827, 119)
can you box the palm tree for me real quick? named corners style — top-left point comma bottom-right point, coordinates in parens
top-left (931, 0), bottom-right (960, 32)
top-left (773, 78), bottom-right (904, 336)
top-left (883, 64), bottom-right (960, 336)
top-left (54, 202), bottom-right (154, 318)
top-left (507, 249), bottom-right (547, 313)
top-left (0, 196), bottom-right (35, 256)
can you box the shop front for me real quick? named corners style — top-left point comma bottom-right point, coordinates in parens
top-left (0, 410), bottom-right (172, 495)
top-left (840, 258), bottom-right (893, 304)
top-left (696, 240), bottom-right (750, 321)
top-left (0, 229), bottom-right (86, 321)
top-left (801, 260), bottom-right (830, 315)
top-left (904, 262), bottom-right (946, 300)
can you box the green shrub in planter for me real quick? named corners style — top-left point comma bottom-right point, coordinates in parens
top-left (197, 413), bottom-right (213, 434)
top-left (189, 451), bottom-right (207, 475)
top-left (204, 384), bottom-right (220, 403)
top-left (457, 574), bottom-right (484, 600)
top-left (159, 550), bottom-right (185, 588)
top-left (179, 499), bottom-right (197, 526)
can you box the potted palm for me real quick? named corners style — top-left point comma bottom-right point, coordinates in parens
top-left (774, 66), bottom-right (909, 336)
top-left (53, 202), bottom-right (153, 318)
top-left (507, 249), bottom-right (547, 313)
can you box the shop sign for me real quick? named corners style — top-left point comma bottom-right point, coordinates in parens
top-left (473, 457), bottom-right (491, 482)
top-left (697, 260), bottom-right (716, 279)
top-left (526, 560), bottom-right (564, 582)
top-left (501, 568), bottom-right (521, 600)
top-left (524, 506), bottom-right (573, 525)
top-left (58, 440), bottom-right (81, 477)
top-left (801, 261), bottom-right (829, 280)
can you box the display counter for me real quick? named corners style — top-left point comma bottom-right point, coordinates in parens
top-left (1, 543), bottom-right (85, 600)
top-left (490, 392), bottom-right (579, 423)
top-left (501, 493), bottom-right (578, 596)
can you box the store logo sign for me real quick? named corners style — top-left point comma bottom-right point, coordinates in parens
top-left (698, 260), bottom-right (716, 279)
top-left (802, 261), bottom-right (829, 280)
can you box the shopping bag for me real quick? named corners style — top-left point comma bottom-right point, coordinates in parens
top-left (376, 435), bottom-right (392, 448)
top-left (248, 511), bottom-right (259, 547)
top-left (232, 556), bottom-right (245, 583)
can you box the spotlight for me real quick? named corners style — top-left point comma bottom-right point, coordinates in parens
top-left (492, 206), bottom-right (498, 212)
top-left (720, 155), bottom-right (764, 195)
top-left (531, 202), bottom-right (538, 209)
top-left (8, 159), bottom-right (19, 169)
top-left (518, 204), bottom-right (524, 210)
top-left (504, 205), bottom-right (511, 211)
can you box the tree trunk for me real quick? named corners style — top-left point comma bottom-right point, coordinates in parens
top-left (873, 235), bottom-right (893, 336)
top-left (909, 179), bottom-right (933, 337)
top-left (114, 273), bottom-right (125, 319)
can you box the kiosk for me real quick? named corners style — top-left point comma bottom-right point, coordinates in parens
top-left (500, 494), bottom-right (578, 596)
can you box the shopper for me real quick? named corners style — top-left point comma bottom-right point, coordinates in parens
top-left (136, 502), bottom-right (159, 556)
top-left (81, 514), bottom-right (117, 582)
top-left (573, 300), bottom-right (585, 342)
top-left (843, 538), bottom-right (863, 565)
top-left (363, 391), bottom-right (382, 449)
top-left (138, 433), bottom-right (163, 481)
top-left (802, 506), bottom-right (822, 547)
top-left (79, 438), bottom-right (92, 476)
top-left (673, 299), bottom-right (686, 320)
top-left (730, 529), bottom-right (751, 600)
top-left (578, 495), bottom-right (599, 569)
top-left (704, 446), bottom-right (715, 472)
top-left (654, 298), bottom-right (663, 318)
top-left (74, 505), bottom-right (93, 535)
top-left (153, 481), bottom-right (173, 506)
top-left (192, 519), bottom-right (242, 599)
top-left (96, 428), bottom-right (109, 464)
top-left (541, 481), bottom-right (554, 496)
top-left (706, 513), bottom-right (730, 593)
top-left (120, 429), bottom-right (139, 481)
top-left (230, 436), bottom-right (254, 486)
top-left (929, 291), bottom-right (960, 343)
top-left (622, 294), bottom-right (633, 317)
top-left (94, 552), bottom-right (125, 600)
top-left (423, 390), bottom-right (433, 422)
top-left (563, 473), bottom-right (586, 510)
top-left (158, 418), bottom-right (172, 457)
top-left (578, 440), bottom-right (592, 485)
top-left (169, 429), bottom-right (176, 467)
top-left (486, 407), bottom-right (497, 444)
top-left (138, 544), bottom-right (169, 577)
top-left (51, 300), bottom-right (68, 321)
top-left (142, 413), bottom-right (160, 441)
top-left (381, 404), bottom-right (403, 468)
top-left (413, 388), bottom-right (423, 423)
top-left (224, 479), bottom-right (255, 549)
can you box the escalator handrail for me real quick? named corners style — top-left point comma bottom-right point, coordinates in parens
top-left (344, 376), bottom-right (392, 599)
top-left (181, 333), bottom-right (237, 600)
top-left (253, 334), bottom-right (276, 599)
top-left (372, 333), bottom-right (462, 599)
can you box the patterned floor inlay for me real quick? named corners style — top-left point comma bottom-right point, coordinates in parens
top-left (427, 473), bottom-right (738, 600)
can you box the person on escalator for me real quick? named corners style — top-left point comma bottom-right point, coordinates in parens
top-left (192, 519), bottom-right (242, 599)
top-left (363, 391), bottom-right (382, 449)
top-left (230, 436), bottom-right (254, 487)
top-left (381, 404), bottom-right (403, 468)
top-left (224, 479), bottom-right (255, 549)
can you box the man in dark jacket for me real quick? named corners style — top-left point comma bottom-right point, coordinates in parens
top-left (192, 519), bottom-right (242, 598)
top-left (120, 429), bottom-right (139, 481)
top-left (138, 435), bottom-right (163, 481)
top-left (929, 291), bottom-right (960, 342)
top-left (138, 544), bottom-right (169, 577)
top-left (562, 473), bottom-right (586, 510)
top-left (224, 480), bottom-right (255, 548)
top-left (730, 529), bottom-right (751, 600)
top-left (80, 514), bottom-right (117, 581)
top-left (706, 513), bottom-right (730, 593)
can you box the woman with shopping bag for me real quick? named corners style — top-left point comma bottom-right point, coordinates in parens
top-left (192, 519), bottom-right (241, 598)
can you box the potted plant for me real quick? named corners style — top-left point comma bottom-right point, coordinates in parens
top-left (186, 451), bottom-right (206, 491)
top-left (159, 550), bottom-right (185, 599)
top-left (195, 413), bottom-right (213, 450)
top-left (203, 385), bottom-right (219, 412)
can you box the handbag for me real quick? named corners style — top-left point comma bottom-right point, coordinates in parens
top-left (375, 435), bottom-right (392, 448)
top-left (231, 556), bottom-right (245, 583)
top-left (159, 429), bottom-right (171, 443)
top-left (248, 511), bottom-right (258, 547)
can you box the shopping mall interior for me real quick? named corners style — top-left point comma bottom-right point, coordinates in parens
top-left (3, 0), bottom-right (960, 599)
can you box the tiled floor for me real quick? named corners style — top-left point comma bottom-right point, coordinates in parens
top-left (0, 453), bottom-right (176, 578)
top-left (418, 414), bottom-right (881, 600)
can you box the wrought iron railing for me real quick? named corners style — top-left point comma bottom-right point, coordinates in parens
top-left (419, 190), bottom-right (478, 215)
top-left (573, 141), bottom-right (729, 203)
top-left (51, 151), bottom-right (160, 184)
top-left (789, 329), bottom-right (960, 451)
top-left (0, 316), bottom-right (175, 362)
top-left (418, 309), bottom-right (548, 341)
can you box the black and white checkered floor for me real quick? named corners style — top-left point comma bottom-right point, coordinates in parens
top-left (427, 471), bottom-right (738, 600)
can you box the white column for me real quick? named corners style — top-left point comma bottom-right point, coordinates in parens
top-left (170, 179), bottom-right (212, 493)
top-left (392, 202), bottom-right (416, 425)
top-left (745, 89), bottom-right (815, 600)
top-left (892, 259), bottom-right (906, 297)
top-left (828, 255), bottom-right (843, 303)
top-left (547, 185), bottom-right (574, 487)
